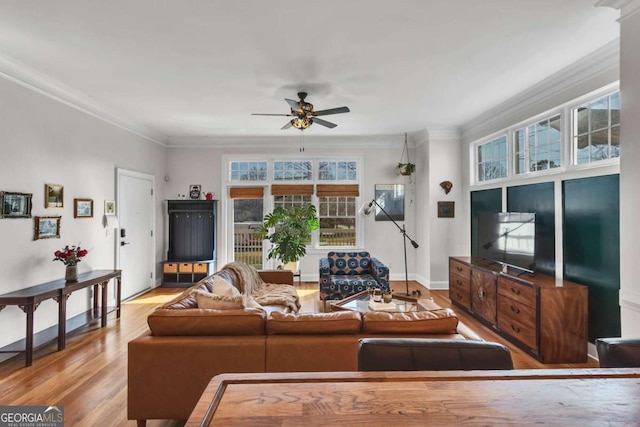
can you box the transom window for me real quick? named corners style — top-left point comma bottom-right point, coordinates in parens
top-left (318, 161), bottom-right (357, 181)
top-left (573, 91), bottom-right (620, 164)
top-left (514, 114), bottom-right (561, 174)
top-left (477, 135), bottom-right (507, 182)
top-left (230, 161), bottom-right (268, 181)
top-left (273, 161), bottom-right (312, 180)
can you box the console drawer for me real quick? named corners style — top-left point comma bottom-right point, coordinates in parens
top-left (450, 259), bottom-right (470, 279)
top-left (450, 286), bottom-right (470, 310)
top-left (498, 277), bottom-right (536, 307)
top-left (498, 294), bottom-right (536, 329)
top-left (497, 313), bottom-right (537, 350)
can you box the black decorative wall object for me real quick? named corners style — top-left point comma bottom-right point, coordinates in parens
top-left (563, 174), bottom-right (620, 343)
top-left (168, 200), bottom-right (217, 261)
top-left (470, 188), bottom-right (502, 256)
top-left (507, 182), bottom-right (555, 276)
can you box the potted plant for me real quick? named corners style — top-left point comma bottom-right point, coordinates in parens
top-left (397, 162), bottom-right (416, 176)
top-left (255, 204), bottom-right (319, 270)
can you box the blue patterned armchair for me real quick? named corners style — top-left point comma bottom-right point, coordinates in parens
top-left (319, 251), bottom-right (390, 301)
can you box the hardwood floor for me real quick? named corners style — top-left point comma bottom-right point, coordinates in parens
top-left (0, 281), bottom-right (598, 426)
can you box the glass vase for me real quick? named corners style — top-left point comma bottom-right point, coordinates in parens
top-left (65, 265), bottom-right (78, 282)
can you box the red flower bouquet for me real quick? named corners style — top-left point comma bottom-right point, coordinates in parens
top-left (53, 245), bottom-right (88, 266)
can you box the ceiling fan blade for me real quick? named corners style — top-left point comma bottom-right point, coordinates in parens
top-left (313, 106), bottom-right (350, 116)
top-left (252, 113), bottom-right (293, 116)
top-left (285, 98), bottom-right (301, 110)
top-left (312, 117), bottom-right (337, 129)
top-left (281, 121), bottom-right (293, 130)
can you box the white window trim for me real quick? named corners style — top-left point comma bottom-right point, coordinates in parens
top-left (469, 82), bottom-right (620, 189)
top-left (221, 155), bottom-right (365, 266)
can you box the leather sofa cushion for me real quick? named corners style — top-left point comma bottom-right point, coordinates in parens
top-left (148, 308), bottom-right (266, 336)
top-left (362, 309), bottom-right (458, 334)
top-left (267, 311), bottom-right (362, 335)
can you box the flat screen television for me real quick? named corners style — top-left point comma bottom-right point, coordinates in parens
top-left (478, 212), bottom-right (536, 273)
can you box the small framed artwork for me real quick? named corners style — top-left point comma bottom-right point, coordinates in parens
top-left (374, 184), bottom-right (405, 221)
top-left (74, 198), bottom-right (94, 218)
top-left (1, 191), bottom-right (33, 218)
top-left (45, 184), bottom-right (64, 208)
top-left (104, 200), bottom-right (116, 215)
top-left (189, 184), bottom-right (202, 200)
top-left (438, 201), bottom-right (455, 218)
top-left (34, 216), bottom-right (61, 240)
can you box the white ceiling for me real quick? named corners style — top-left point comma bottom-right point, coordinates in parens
top-left (0, 1), bottom-right (620, 145)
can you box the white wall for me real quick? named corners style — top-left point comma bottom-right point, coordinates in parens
top-left (0, 77), bottom-right (167, 350)
top-left (426, 134), bottom-right (466, 288)
top-left (164, 138), bottom-right (419, 285)
top-left (619, 4), bottom-right (640, 337)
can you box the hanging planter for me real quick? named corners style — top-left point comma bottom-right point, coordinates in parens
top-left (397, 162), bottom-right (416, 176)
top-left (397, 133), bottom-right (415, 176)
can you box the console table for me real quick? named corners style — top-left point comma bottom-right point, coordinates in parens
top-left (186, 369), bottom-right (640, 426)
top-left (0, 269), bottom-right (122, 367)
top-left (449, 256), bottom-right (587, 363)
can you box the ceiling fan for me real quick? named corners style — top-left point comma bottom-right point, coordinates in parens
top-left (252, 92), bottom-right (350, 130)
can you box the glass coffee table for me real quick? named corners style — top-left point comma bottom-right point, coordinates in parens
top-left (330, 290), bottom-right (419, 313)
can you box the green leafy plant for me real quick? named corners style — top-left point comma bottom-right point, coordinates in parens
top-left (255, 205), bottom-right (319, 264)
top-left (397, 162), bottom-right (416, 176)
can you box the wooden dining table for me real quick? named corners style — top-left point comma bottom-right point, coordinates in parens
top-left (186, 368), bottom-right (640, 426)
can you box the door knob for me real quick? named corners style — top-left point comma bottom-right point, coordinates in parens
top-left (121, 241), bottom-right (130, 246)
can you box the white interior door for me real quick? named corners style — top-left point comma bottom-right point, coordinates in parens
top-left (117, 169), bottom-right (155, 299)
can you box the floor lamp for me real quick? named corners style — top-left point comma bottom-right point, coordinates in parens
top-left (360, 199), bottom-right (419, 296)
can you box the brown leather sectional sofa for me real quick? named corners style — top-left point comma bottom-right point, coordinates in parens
top-left (127, 269), bottom-right (474, 425)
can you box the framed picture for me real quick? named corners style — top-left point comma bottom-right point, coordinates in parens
top-left (0, 191), bottom-right (33, 218)
top-left (374, 184), bottom-right (404, 221)
top-left (34, 216), bottom-right (61, 240)
top-left (104, 200), bottom-right (116, 215)
top-left (74, 198), bottom-right (94, 218)
top-left (438, 201), bottom-right (455, 218)
top-left (45, 184), bottom-right (64, 208)
top-left (189, 184), bottom-right (202, 200)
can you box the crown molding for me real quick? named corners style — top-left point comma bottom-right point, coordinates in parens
top-left (426, 127), bottom-right (461, 141)
top-left (460, 40), bottom-right (619, 141)
top-left (166, 133), bottom-right (416, 149)
top-left (0, 52), bottom-right (168, 146)
top-left (596, 0), bottom-right (640, 21)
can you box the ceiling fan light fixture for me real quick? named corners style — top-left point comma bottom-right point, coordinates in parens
top-left (291, 117), bottom-right (312, 129)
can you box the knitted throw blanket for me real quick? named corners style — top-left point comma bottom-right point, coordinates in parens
top-left (222, 261), bottom-right (301, 313)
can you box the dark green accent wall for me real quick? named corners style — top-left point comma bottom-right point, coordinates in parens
top-left (470, 189), bottom-right (502, 256)
top-left (507, 182), bottom-right (555, 276)
top-left (563, 174), bottom-right (620, 342)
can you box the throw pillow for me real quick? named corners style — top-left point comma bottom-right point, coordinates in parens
top-left (210, 275), bottom-right (240, 297)
top-left (194, 290), bottom-right (243, 310)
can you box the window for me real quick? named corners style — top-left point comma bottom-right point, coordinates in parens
top-left (318, 161), bottom-right (357, 180)
top-left (477, 135), bottom-right (507, 182)
top-left (316, 184), bottom-right (359, 247)
top-left (318, 197), bottom-right (356, 246)
top-left (273, 161), bottom-right (312, 180)
top-left (514, 115), bottom-right (561, 174)
top-left (227, 158), bottom-right (361, 251)
top-left (573, 91), bottom-right (620, 164)
top-left (230, 161), bottom-right (268, 181)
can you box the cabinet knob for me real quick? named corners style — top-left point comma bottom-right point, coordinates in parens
top-left (478, 288), bottom-right (485, 301)
top-left (511, 324), bottom-right (521, 333)
top-left (510, 305), bottom-right (520, 314)
top-left (456, 266), bottom-right (463, 272)
top-left (510, 287), bottom-right (521, 295)
top-left (457, 279), bottom-right (462, 285)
